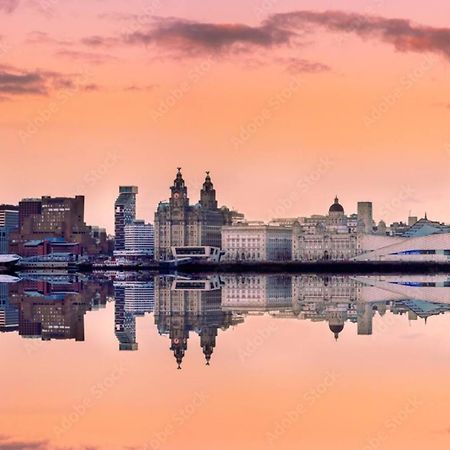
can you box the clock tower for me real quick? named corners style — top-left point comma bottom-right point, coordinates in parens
top-left (170, 168), bottom-right (189, 209)
top-left (199, 171), bottom-right (218, 209)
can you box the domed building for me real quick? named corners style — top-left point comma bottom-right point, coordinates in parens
top-left (292, 196), bottom-right (360, 262)
top-left (327, 196), bottom-right (348, 228)
top-left (329, 196), bottom-right (345, 215)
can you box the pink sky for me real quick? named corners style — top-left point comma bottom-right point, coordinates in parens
top-left (1, 0), bottom-right (450, 232)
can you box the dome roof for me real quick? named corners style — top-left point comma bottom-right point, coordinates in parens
top-left (329, 196), bottom-right (344, 213)
top-left (329, 323), bottom-right (344, 340)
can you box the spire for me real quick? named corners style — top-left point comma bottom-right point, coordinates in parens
top-left (174, 167), bottom-right (185, 189)
top-left (424, 212), bottom-right (428, 220)
top-left (200, 171), bottom-right (217, 209)
top-left (170, 167), bottom-right (189, 207)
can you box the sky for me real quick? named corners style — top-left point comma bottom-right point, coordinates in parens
top-left (1, 0), bottom-right (450, 233)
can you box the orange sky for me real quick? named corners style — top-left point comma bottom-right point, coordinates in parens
top-left (1, 1), bottom-right (450, 233)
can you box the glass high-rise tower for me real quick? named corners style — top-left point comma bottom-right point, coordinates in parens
top-left (114, 186), bottom-right (138, 251)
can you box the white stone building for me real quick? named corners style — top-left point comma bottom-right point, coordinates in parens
top-left (292, 197), bottom-right (361, 261)
top-left (222, 223), bottom-right (292, 262)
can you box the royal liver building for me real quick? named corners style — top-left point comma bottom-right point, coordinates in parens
top-left (154, 169), bottom-right (235, 261)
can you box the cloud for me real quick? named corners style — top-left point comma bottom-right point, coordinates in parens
top-left (0, 435), bottom-right (47, 450)
top-left (121, 17), bottom-right (295, 55)
top-left (26, 31), bottom-right (73, 46)
top-left (268, 10), bottom-right (450, 60)
top-left (277, 57), bottom-right (331, 74)
top-left (0, 64), bottom-right (92, 100)
top-left (124, 84), bottom-right (155, 92)
top-left (81, 35), bottom-right (118, 48)
top-left (91, 10), bottom-right (450, 63)
top-left (0, 0), bottom-right (19, 13)
top-left (55, 49), bottom-right (118, 65)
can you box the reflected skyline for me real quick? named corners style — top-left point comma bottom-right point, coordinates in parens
top-left (2, 273), bottom-right (450, 368)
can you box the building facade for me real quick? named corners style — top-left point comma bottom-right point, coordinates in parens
top-left (292, 197), bottom-right (361, 261)
top-left (154, 169), bottom-right (236, 261)
top-left (114, 186), bottom-right (138, 251)
top-left (120, 220), bottom-right (155, 257)
top-left (222, 223), bottom-right (292, 262)
top-left (357, 202), bottom-right (373, 234)
top-left (9, 196), bottom-right (107, 256)
top-left (0, 205), bottom-right (19, 254)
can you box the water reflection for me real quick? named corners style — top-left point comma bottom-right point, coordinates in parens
top-left (1, 273), bottom-right (450, 368)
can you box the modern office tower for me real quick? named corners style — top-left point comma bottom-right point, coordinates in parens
top-left (0, 205), bottom-right (19, 254)
top-left (0, 283), bottom-right (19, 332)
top-left (155, 169), bottom-right (238, 261)
top-left (10, 196), bottom-right (108, 256)
top-left (123, 220), bottom-right (154, 257)
top-left (114, 281), bottom-right (154, 351)
top-left (18, 198), bottom-right (42, 229)
top-left (114, 186), bottom-right (138, 251)
top-left (357, 202), bottom-right (373, 234)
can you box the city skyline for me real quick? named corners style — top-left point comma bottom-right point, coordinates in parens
top-left (0, 169), bottom-right (443, 236)
top-left (1, 2), bottom-right (450, 233)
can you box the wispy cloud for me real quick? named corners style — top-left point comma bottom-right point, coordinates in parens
top-left (0, 0), bottom-right (19, 14)
top-left (89, 11), bottom-right (450, 60)
top-left (0, 64), bottom-right (95, 100)
top-left (124, 17), bottom-right (294, 53)
top-left (268, 10), bottom-right (450, 60)
top-left (80, 10), bottom-right (450, 72)
top-left (277, 57), bottom-right (331, 74)
top-left (0, 434), bottom-right (47, 450)
top-left (55, 49), bottom-right (118, 65)
top-left (26, 31), bottom-right (73, 46)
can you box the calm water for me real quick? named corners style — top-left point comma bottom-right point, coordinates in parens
top-left (1, 273), bottom-right (449, 450)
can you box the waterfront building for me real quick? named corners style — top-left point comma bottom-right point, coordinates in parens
top-left (154, 169), bottom-right (237, 261)
top-left (154, 276), bottom-right (241, 368)
top-left (222, 223), bottom-right (292, 262)
top-left (221, 275), bottom-right (292, 312)
top-left (292, 197), bottom-right (360, 261)
top-left (0, 283), bottom-right (19, 332)
top-left (0, 205), bottom-right (19, 254)
top-left (402, 215), bottom-right (450, 237)
top-left (114, 220), bottom-right (154, 257)
top-left (114, 186), bottom-right (138, 251)
top-left (9, 196), bottom-right (107, 256)
top-left (114, 281), bottom-right (154, 351)
top-left (356, 232), bottom-right (450, 262)
top-left (357, 202), bottom-right (374, 234)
